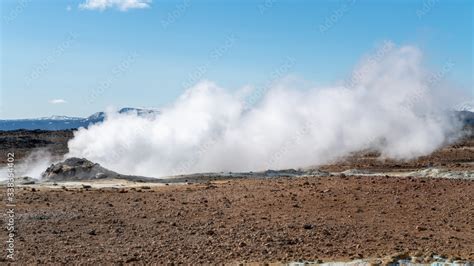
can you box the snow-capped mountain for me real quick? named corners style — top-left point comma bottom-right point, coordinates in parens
top-left (0, 105), bottom-right (472, 131)
top-left (87, 107), bottom-right (160, 123)
top-left (38, 115), bottom-right (85, 121)
top-left (456, 101), bottom-right (474, 113)
top-left (454, 101), bottom-right (474, 126)
top-left (0, 108), bottom-right (160, 131)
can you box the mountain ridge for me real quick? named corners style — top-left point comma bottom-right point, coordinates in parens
top-left (0, 107), bottom-right (472, 131)
top-left (0, 107), bottom-right (160, 131)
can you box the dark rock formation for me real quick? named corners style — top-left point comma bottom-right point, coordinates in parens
top-left (41, 157), bottom-right (158, 182)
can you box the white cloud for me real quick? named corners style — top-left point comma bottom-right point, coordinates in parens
top-left (49, 99), bottom-right (67, 104)
top-left (66, 5), bottom-right (72, 11)
top-left (79, 0), bottom-right (152, 11)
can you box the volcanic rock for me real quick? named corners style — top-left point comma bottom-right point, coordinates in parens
top-left (41, 157), bottom-right (159, 182)
top-left (41, 158), bottom-right (120, 181)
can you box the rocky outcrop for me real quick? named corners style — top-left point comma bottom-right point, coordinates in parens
top-left (41, 158), bottom-right (120, 181)
top-left (41, 157), bottom-right (158, 182)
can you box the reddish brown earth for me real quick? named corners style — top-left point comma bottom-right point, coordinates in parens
top-left (1, 176), bottom-right (473, 264)
top-left (319, 134), bottom-right (474, 172)
top-left (0, 130), bottom-right (73, 164)
top-left (0, 129), bottom-right (473, 264)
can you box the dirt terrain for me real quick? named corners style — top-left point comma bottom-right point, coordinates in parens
top-left (0, 128), bottom-right (473, 264)
top-left (319, 127), bottom-right (474, 173)
top-left (0, 176), bottom-right (473, 264)
top-left (0, 130), bottom-right (73, 164)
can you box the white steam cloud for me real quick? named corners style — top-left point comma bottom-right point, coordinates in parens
top-left (67, 43), bottom-right (465, 177)
top-left (0, 150), bottom-right (55, 181)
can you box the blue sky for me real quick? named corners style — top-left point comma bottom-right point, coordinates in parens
top-left (0, 0), bottom-right (472, 118)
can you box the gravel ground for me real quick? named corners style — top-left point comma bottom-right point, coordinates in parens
top-left (1, 175), bottom-right (473, 264)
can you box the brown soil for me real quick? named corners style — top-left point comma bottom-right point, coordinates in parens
top-left (1, 176), bottom-right (473, 264)
top-left (0, 128), bottom-right (473, 264)
top-left (0, 130), bottom-right (73, 164)
top-left (319, 133), bottom-right (474, 172)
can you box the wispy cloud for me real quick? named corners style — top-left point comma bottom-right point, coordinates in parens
top-left (49, 99), bottom-right (67, 104)
top-left (79, 0), bottom-right (152, 11)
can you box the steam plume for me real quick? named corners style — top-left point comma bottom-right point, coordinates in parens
top-left (67, 43), bottom-right (464, 177)
top-left (0, 150), bottom-right (55, 181)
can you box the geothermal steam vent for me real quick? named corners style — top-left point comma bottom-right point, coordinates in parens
top-left (41, 158), bottom-right (158, 182)
top-left (41, 158), bottom-right (120, 181)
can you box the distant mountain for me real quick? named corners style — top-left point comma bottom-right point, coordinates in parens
top-left (0, 108), bottom-right (160, 131)
top-left (87, 107), bottom-right (159, 123)
top-left (456, 101), bottom-right (474, 113)
top-left (455, 101), bottom-right (474, 126)
top-left (0, 106), bottom-right (472, 131)
top-left (458, 111), bottom-right (474, 126)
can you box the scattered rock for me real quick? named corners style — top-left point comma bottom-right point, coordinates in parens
top-left (416, 226), bottom-right (427, 231)
top-left (303, 224), bottom-right (314, 230)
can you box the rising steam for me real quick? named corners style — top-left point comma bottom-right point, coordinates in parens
top-left (0, 150), bottom-right (55, 181)
top-left (67, 43), bottom-right (465, 177)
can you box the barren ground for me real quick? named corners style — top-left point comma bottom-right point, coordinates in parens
top-left (0, 129), bottom-right (473, 264)
top-left (0, 176), bottom-right (473, 264)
